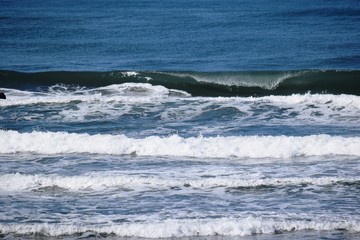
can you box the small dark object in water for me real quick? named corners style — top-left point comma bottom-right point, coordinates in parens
top-left (0, 92), bottom-right (6, 99)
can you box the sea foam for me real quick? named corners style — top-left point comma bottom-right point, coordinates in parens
top-left (0, 83), bottom-right (190, 107)
top-left (1, 173), bottom-right (359, 192)
top-left (0, 216), bottom-right (359, 238)
top-left (1, 130), bottom-right (359, 158)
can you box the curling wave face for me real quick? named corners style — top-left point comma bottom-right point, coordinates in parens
top-left (1, 69), bottom-right (360, 96)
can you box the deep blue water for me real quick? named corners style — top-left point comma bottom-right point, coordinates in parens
top-left (1, 0), bottom-right (359, 71)
top-left (0, 0), bottom-right (360, 239)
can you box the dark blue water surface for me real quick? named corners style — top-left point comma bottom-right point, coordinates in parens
top-left (1, 0), bottom-right (359, 71)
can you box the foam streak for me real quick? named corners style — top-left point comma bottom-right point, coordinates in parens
top-left (0, 173), bottom-right (359, 192)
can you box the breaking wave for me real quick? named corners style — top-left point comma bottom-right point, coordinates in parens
top-left (1, 69), bottom-right (359, 96)
top-left (1, 130), bottom-right (359, 158)
top-left (0, 217), bottom-right (359, 238)
top-left (1, 173), bottom-right (359, 192)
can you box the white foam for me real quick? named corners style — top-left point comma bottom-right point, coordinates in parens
top-left (0, 216), bottom-right (359, 237)
top-left (0, 173), bottom-right (358, 192)
top-left (0, 83), bottom-right (190, 107)
top-left (122, 71), bottom-right (139, 77)
top-left (207, 93), bottom-right (360, 110)
top-left (1, 86), bottom-right (359, 126)
top-left (2, 87), bottom-right (358, 109)
top-left (1, 130), bottom-right (360, 158)
top-left (195, 93), bottom-right (360, 126)
top-left (96, 83), bottom-right (189, 97)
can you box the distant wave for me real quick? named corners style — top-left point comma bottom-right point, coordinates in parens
top-left (1, 130), bottom-right (359, 158)
top-left (1, 70), bottom-right (359, 96)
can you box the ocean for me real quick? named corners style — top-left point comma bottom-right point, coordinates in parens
top-left (0, 0), bottom-right (360, 239)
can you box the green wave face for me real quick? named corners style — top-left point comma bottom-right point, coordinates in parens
top-left (1, 70), bottom-right (360, 96)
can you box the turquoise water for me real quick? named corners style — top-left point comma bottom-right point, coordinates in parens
top-left (0, 0), bottom-right (360, 239)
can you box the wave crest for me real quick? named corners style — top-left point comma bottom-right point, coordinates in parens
top-left (0, 217), bottom-right (359, 238)
top-left (1, 130), bottom-right (359, 158)
top-left (1, 173), bottom-right (359, 192)
top-left (1, 70), bottom-right (359, 96)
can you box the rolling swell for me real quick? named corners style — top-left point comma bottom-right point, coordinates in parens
top-left (1, 70), bottom-right (360, 96)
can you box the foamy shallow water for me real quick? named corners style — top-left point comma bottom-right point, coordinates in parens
top-left (1, 84), bottom-right (360, 238)
top-left (0, 152), bottom-right (359, 238)
top-left (1, 84), bottom-right (360, 239)
top-left (1, 84), bottom-right (360, 137)
top-left (2, 232), bottom-right (360, 240)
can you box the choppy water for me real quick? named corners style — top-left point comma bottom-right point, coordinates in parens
top-left (1, 0), bottom-right (360, 239)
